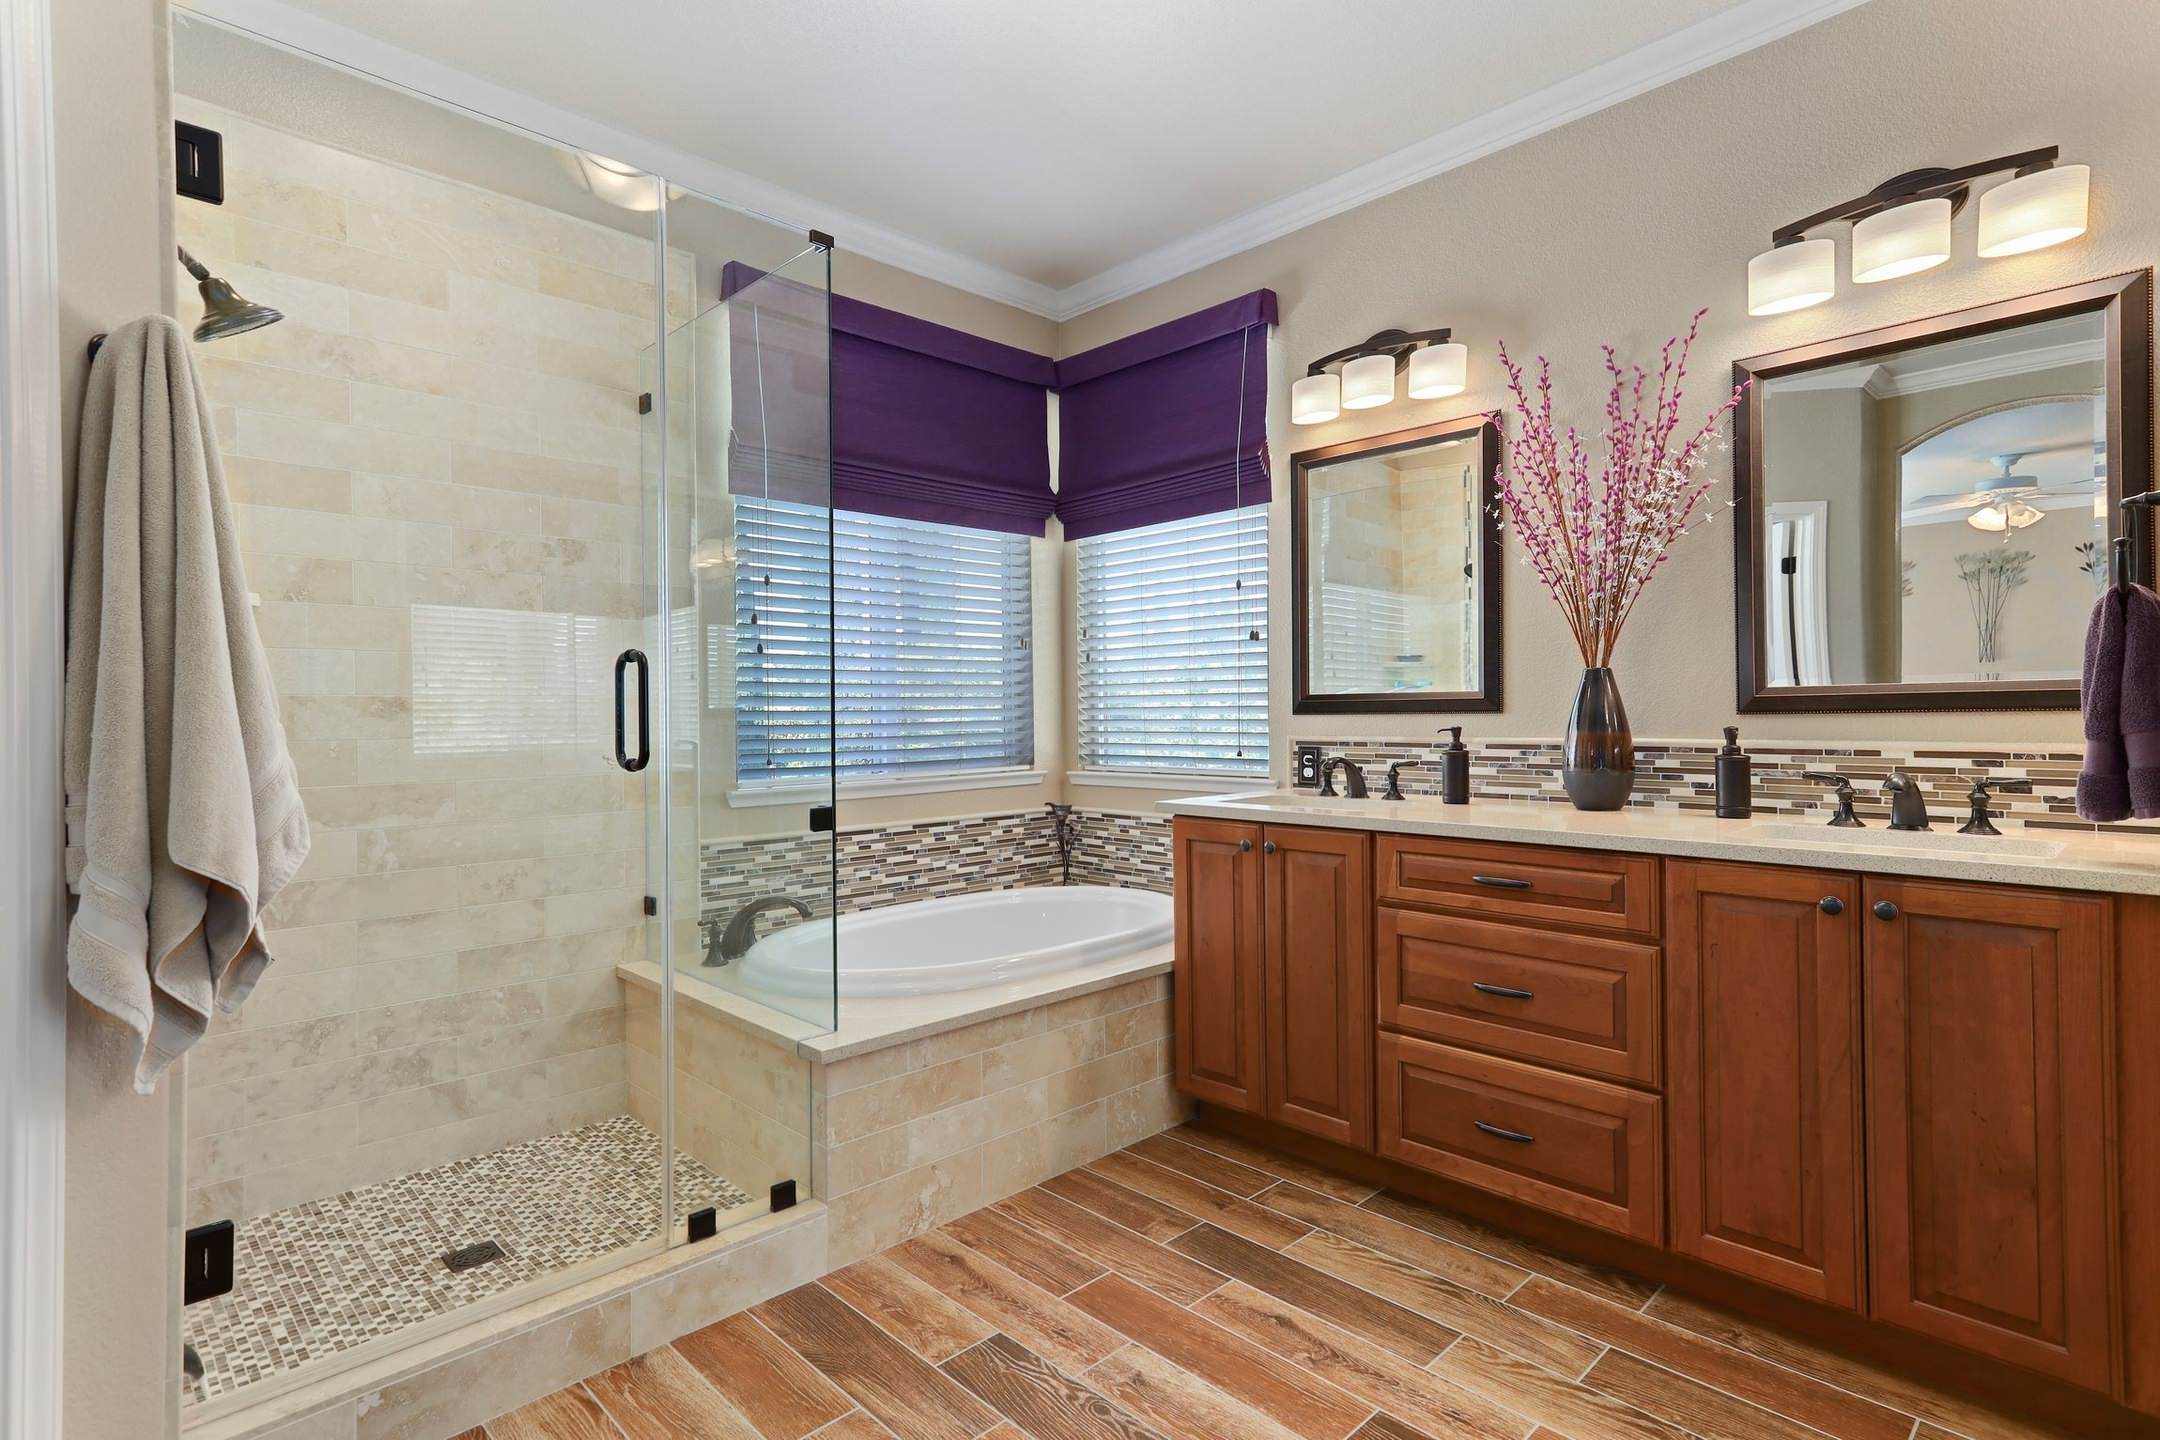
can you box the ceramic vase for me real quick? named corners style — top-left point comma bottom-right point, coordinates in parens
top-left (1562, 666), bottom-right (1635, 811)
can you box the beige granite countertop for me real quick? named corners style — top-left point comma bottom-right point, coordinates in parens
top-left (1158, 789), bottom-right (2160, 897)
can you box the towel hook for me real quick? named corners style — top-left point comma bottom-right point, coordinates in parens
top-left (2119, 492), bottom-right (2160, 598)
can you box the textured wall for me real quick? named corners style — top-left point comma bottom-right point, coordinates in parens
top-left (173, 100), bottom-right (665, 1226)
top-left (1059, 0), bottom-right (2160, 803)
top-left (54, 1), bottom-right (183, 1436)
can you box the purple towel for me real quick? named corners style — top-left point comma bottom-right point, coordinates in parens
top-left (2079, 583), bottom-right (2160, 821)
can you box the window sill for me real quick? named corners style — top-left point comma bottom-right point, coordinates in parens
top-left (1065, 770), bottom-right (1270, 794)
top-left (728, 768), bottom-right (1047, 808)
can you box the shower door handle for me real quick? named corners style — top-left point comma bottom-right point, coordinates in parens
top-left (615, 648), bottom-right (650, 773)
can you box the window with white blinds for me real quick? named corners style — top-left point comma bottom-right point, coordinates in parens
top-left (733, 497), bottom-right (1034, 782)
top-left (1076, 505), bottom-right (1268, 776)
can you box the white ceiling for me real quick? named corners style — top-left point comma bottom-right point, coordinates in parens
top-left (182, 0), bottom-right (1870, 318)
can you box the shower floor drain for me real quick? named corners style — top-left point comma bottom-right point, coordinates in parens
top-left (441, 1240), bottom-right (507, 1273)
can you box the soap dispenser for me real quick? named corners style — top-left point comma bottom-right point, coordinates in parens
top-left (1439, 726), bottom-right (1470, 805)
top-left (1715, 725), bottom-right (1753, 819)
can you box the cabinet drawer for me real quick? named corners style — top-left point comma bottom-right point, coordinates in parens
top-left (1377, 835), bottom-right (1658, 938)
top-left (1377, 1032), bottom-right (1662, 1242)
top-left (1378, 907), bottom-right (1659, 1085)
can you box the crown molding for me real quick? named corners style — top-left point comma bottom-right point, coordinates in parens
top-left (177, 0), bottom-right (1068, 318)
top-left (1873, 337), bottom-right (2106, 396)
top-left (1046, 0), bottom-right (1875, 318)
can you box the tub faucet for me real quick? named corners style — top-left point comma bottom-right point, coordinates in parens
top-left (1319, 756), bottom-right (1368, 798)
top-left (707, 895), bottom-right (811, 966)
top-left (1045, 802), bottom-right (1079, 886)
top-left (1882, 771), bottom-right (1932, 832)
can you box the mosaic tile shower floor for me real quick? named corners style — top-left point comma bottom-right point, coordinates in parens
top-left (183, 1115), bottom-right (753, 1405)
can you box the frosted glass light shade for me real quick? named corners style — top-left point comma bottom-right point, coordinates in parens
top-left (1290, 371), bottom-right (1341, 425)
top-left (1747, 238), bottom-right (1836, 316)
top-left (1406, 341), bottom-right (1469, 399)
top-left (1967, 499), bottom-right (2043, 533)
top-left (1340, 353), bottom-right (1396, 410)
top-left (1852, 198), bottom-right (1951, 283)
top-left (1978, 164), bottom-right (2090, 257)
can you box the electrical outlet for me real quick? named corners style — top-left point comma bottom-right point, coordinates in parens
top-left (1294, 745), bottom-right (1323, 788)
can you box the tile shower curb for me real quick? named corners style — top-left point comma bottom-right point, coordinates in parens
top-left (184, 1202), bottom-right (827, 1440)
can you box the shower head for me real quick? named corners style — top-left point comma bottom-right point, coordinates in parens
top-left (179, 246), bottom-right (282, 342)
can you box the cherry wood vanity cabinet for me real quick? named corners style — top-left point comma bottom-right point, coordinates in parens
top-left (1170, 815), bottom-right (2152, 1430)
top-left (1172, 818), bottom-right (1372, 1146)
top-left (1860, 877), bottom-right (2115, 1391)
top-left (1665, 860), bottom-right (1866, 1309)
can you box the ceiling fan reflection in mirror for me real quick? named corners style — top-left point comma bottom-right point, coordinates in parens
top-left (1904, 447), bottom-right (2103, 533)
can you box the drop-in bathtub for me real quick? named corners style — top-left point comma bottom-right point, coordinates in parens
top-left (732, 884), bottom-right (1173, 1000)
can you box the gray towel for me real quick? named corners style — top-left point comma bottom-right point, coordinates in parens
top-left (2078, 581), bottom-right (2160, 822)
top-left (64, 315), bottom-right (310, 1093)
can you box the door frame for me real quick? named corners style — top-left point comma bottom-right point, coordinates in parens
top-left (0, 0), bottom-right (69, 1432)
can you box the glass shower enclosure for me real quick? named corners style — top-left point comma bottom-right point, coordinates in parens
top-left (170, 11), bottom-right (837, 1417)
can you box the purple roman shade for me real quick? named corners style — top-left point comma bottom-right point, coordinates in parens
top-left (720, 262), bottom-right (1055, 535)
top-left (1051, 289), bottom-right (1277, 539)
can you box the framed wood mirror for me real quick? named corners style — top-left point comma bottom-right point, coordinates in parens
top-left (1733, 270), bottom-right (2152, 713)
top-left (1292, 415), bottom-right (1502, 713)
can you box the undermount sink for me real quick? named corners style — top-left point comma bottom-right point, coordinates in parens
top-left (1753, 822), bottom-right (2065, 860)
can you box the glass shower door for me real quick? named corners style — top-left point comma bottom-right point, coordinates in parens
top-left (642, 230), bottom-right (835, 1244)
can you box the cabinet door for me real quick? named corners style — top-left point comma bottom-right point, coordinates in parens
top-left (1173, 818), bottom-right (1266, 1113)
top-left (1263, 825), bottom-right (1373, 1147)
top-left (1864, 878), bottom-right (2114, 1389)
top-left (1666, 861), bottom-right (1863, 1309)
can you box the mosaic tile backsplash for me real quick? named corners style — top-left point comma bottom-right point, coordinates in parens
top-left (1299, 735), bottom-right (2153, 833)
top-left (699, 808), bottom-right (1125, 930)
top-left (702, 736), bottom-right (2146, 936)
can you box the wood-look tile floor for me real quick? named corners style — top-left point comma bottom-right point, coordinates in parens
top-left (473, 1126), bottom-right (2073, 1440)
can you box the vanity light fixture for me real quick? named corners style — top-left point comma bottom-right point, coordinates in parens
top-left (1290, 371), bottom-right (1341, 425)
top-left (1340, 353), bottom-right (1396, 410)
top-left (1292, 326), bottom-right (1465, 424)
top-left (1978, 163), bottom-right (2091, 257)
top-left (1851, 196), bottom-right (1953, 284)
top-left (1746, 147), bottom-right (2087, 315)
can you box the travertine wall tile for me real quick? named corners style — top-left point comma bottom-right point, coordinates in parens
top-left (809, 978), bottom-right (1188, 1266)
top-left (181, 101), bottom-right (653, 1225)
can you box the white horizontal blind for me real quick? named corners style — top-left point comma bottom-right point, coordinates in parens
top-left (734, 497), bottom-right (1033, 781)
top-left (1076, 505), bottom-right (1268, 775)
top-left (411, 603), bottom-right (609, 754)
top-left (1317, 583), bottom-right (1410, 694)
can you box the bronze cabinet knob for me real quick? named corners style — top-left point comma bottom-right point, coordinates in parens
top-left (1873, 900), bottom-right (1900, 921)
top-left (1820, 896), bottom-right (1844, 915)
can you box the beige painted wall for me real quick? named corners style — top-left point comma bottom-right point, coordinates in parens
top-left (1059, 0), bottom-right (2154, 768)
top-left (55, 4), bottom-right (182, 1437)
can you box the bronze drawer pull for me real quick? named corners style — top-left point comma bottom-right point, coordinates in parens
top-left (1470, 875), bottom-right (1533, 889)
top-left (1471, 981), bottom-right (1535, 1001)
top-left (1474, 1120), bottom-right (1535, 1144)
